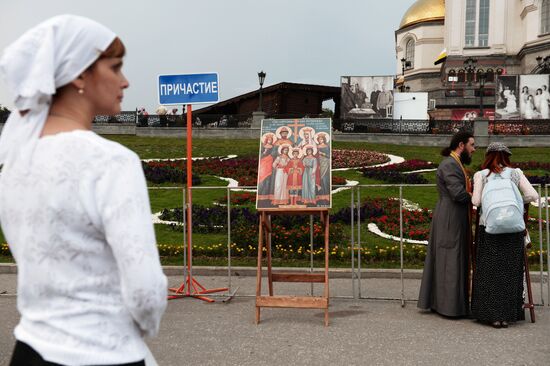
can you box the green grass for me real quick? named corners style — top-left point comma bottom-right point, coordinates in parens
top-left (1, 136), bottom-right (549, 268)
top-left (106, 135), bottom-right (258, 159)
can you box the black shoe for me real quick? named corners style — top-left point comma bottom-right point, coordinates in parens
top-left (491, 321), bottom-right (502, 328)
top-left (500, 321), bottom-right (508, 328)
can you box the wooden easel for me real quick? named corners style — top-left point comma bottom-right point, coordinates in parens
top-left (255, 208), bottom-right (330, 326)
top-left (523, 203), bottom-right (536, 323)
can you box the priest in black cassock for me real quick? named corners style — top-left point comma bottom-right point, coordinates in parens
top-left (418, 131), bottom-right (476, 317)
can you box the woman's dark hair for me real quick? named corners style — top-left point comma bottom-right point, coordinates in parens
top-left (441, 130), bottom-right (474, 156)
top-left (100, 37), bottom-right (125, 59)
top-left (83, 38), bottom-right (125, 74)
top-left (482, 151), bottom-right (511, 175)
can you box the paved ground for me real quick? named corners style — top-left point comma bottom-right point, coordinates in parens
top-left (1, 273), bottom-right (549, 366)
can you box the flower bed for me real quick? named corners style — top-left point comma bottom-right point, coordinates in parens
top-left (143, 149), bottom-right (389, 186)
top-left (332, 149), bottom-right (389, 169)
top-left (525, 174), bottom-right (550, 185)
top-left (142, 161), bottom-right (201, 185)
top-left (1, 240), bottom-right (545, 265)
top-left (331, 198), bottom-right (431, 241)
top-left (155, 242), bottom-right (430, 263)
top-left (361, 169), bottom-right (429, 184)
top-left (513, 161), bottom-right (550, 171)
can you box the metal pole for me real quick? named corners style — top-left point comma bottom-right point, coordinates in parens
top-left (479, 84), bottom-right (484, 117)
top-left (259, 86), bottom-right (263, 112)
top-left (227, 187), bottom-right (232, 293)
top-left (357, 188), bottom-right (362, 298)
top-left (186, 104), bottom-right (193, 295)
top-left (538, 186), bottom-right (545, 305)
top-left (310, 214), bottom-right (314, 296)
top-left (351, 187), bottom-right (356, 298)
top-left (399, 186), bottom-right (405, 307)
top-left (182, 187), bottom-right (187, 292)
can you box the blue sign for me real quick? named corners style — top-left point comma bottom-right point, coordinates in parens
top-left (158, 73), bottom-right (219, 105)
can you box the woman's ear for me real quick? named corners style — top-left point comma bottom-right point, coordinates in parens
top-left (69, 72), bottom-right (87, 92)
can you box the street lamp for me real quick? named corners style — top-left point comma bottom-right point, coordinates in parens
top-left (478, 72), bottom-right (486, 118)
top-left (464, 57), bottom-right (477, 86)
top-left (400, 58), bottom-right (411, 92)
top-left (258, 70), bottom-right (266, 112)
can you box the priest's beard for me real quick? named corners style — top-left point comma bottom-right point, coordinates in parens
top-left (460, 150), bottom-right (472, 165)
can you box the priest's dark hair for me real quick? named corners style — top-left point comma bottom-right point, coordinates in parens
top-left (441, 130), bottom-right (474, 156)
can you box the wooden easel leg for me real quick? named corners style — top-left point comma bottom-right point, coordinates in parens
top-left (267, 215), bottom-right (273, 297)
top-left (255, 212), bottom-right (265, 324)
top-left (323, 212), bottom-right (330, 326)
top-left (524, 247), bottom-right (536, 323)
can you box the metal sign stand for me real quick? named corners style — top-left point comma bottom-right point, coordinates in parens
top-left (168, 105), bottom-right (232, 302)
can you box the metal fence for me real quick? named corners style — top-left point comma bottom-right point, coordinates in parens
top-left (334, 119), bottom-right (475, 134)
top-left (150, 184), bottom-right (550, 306)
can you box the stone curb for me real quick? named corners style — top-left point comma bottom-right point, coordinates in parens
top-left (0, 263), bottom-right (547, 281)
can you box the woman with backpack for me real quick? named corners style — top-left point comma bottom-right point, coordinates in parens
top-left (471, 142), bottom-right (539, 328)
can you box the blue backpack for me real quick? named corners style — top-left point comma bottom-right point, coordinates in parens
top-left (481, 168), bottom-right (525, 234)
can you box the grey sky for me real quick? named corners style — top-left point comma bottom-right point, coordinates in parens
top-left (0, 0), bottom-right (416, 113)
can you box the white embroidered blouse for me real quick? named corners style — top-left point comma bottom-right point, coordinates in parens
top-left (0, 130), bottom-right (167, 365)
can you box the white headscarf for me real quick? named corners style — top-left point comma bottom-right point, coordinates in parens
top-left (0, 15), bottom-right (116, 166)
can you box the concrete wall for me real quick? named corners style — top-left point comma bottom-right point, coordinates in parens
top-left (136, 127), bottom-right (261, 139)
top-left (2, 123), bottom-right (550, 147)
top-left (93, 123), bottom-right (136, 135)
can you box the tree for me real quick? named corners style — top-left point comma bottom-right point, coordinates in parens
top-left (320, 108), bottom-right (334, 118)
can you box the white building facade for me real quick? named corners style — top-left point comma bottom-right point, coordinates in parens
top-left (396, 0), bottom-right (550, 118)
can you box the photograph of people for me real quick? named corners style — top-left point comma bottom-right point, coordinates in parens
top-left (370, 84), bottom-right (380, 114)
top-left (257, 133), bottom-right (277, 201)
top-left (298, 127), bottom-right (317, 149)
top-left (542, 84), bottom-right (550, 119)
top-left (520, 86), bottom-right (529, 116)
top-left (271, 144), bottom-right (291, 205)
top-left (301, 145), bottom-right (318, 205)
top-left (284, 148), bottom-right (304, 207)
top-left (352, 82), bottom-right (368, 109)
top-left (340, 76), bottom-right (394, 119)
top-left (274, 126), bottom-right (292, 146)
top-left (495, 76), bottom-right (520, 119)
top-left (315, 132), bottom-right (331, 203)
top-left (524, 94), bottom-right (539, 119)
top-left (340, 77), bottom-right (356, 119)
top-left (517, 75), bottom-right (550, 119)
top-left (377, 83), bottom-right (394, 118)
top-left (256, 120), bottom-right (331, 210)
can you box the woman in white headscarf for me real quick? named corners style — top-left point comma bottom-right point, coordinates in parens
top-left (0, 15), bottom-right (166, 366)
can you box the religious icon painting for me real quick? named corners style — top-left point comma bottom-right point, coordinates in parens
top-left (256, 118), bottom-right (332, 210)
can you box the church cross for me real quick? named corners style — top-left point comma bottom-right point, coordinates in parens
top-left (287, 119), bottom-right (305, 143)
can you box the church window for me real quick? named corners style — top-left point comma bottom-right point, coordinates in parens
top-left (448, 69), bottom-right (457, 82)
top-left (542, 0), bottom-right (550, 34)
top-left (458, 69), bottom-right (466, 83)
top-left (486, 68), bottom-right (494, 82)
top-left (465, 0), bottom-right (476, 47)
top-left (465, 0), bottom-right (490, 47)
top-left (405, 39), bottom-right (415, 68)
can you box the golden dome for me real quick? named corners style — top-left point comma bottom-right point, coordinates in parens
top-left (399, 0), bottom-right (445, 29)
